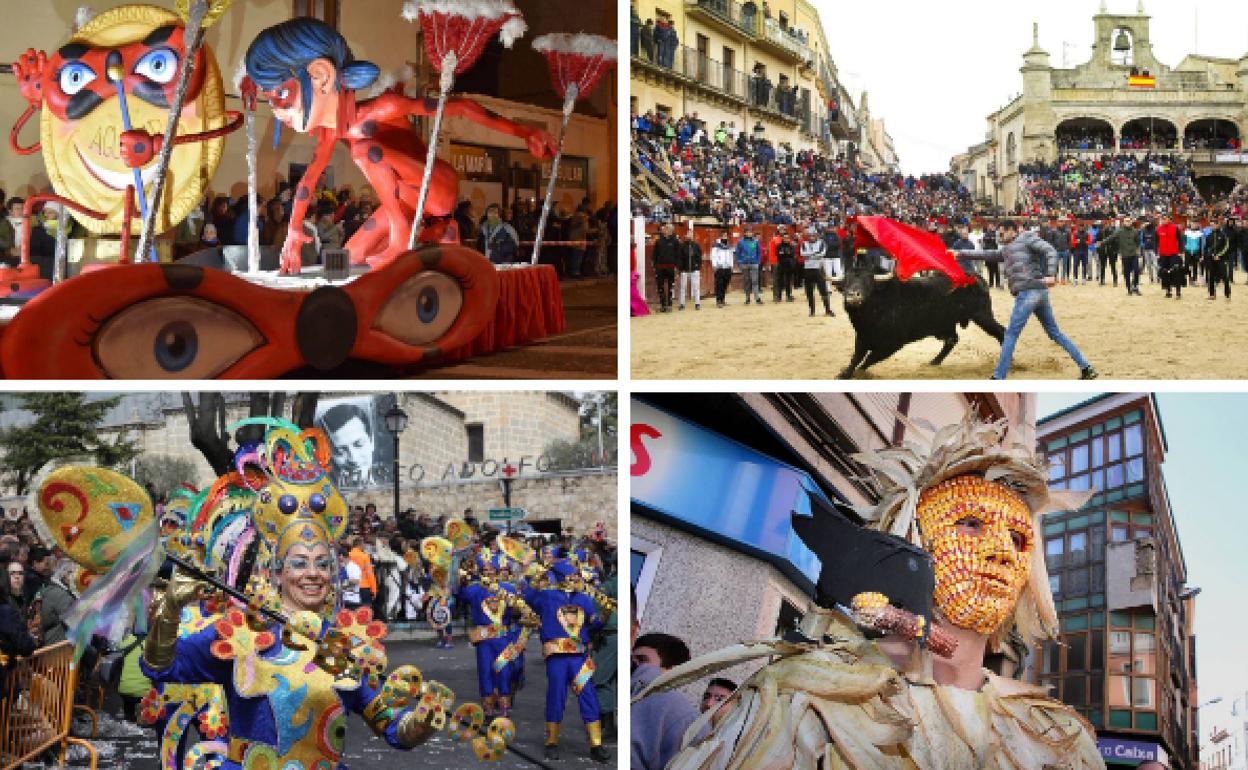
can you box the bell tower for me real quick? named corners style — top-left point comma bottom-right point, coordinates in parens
top-left (1091, 2), bottom-right (1161, 74)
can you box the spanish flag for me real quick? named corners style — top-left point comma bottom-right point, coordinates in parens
top-left (1128, 74), bottom-right (1156, 88)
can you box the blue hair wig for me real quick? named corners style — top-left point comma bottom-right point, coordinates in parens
top-left (245, 17), bottom-right (380, 129)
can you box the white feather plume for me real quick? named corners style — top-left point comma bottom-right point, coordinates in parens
top-left (400, 0), bottom-right (527, 46)
top-left (532, 32), bottom-right (618, 60)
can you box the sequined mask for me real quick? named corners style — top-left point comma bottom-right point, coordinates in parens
top-left (916, 476), bottom-right (1033, 635)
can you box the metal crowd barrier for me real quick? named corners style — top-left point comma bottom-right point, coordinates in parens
top-left (0, 641), bottom-right (98, 770)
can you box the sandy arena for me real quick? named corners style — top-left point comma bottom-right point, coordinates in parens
top-left (631, 276), bottom-right (1248, 380)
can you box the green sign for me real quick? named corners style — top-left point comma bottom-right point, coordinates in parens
top-left (487, 507), bottom-right (527, 521)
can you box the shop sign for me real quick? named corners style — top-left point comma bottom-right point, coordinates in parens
top-left (631, 398), bottom-right (825, 587)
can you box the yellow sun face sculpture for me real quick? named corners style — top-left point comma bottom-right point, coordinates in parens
top-left (40, 5), bottom-right (225, 236)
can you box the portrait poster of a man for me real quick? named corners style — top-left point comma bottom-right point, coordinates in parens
top-left (314, 394), bottom-right (397, 488)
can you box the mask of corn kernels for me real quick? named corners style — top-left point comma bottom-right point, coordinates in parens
top-left (916, 476), bottom-right (1033, 635)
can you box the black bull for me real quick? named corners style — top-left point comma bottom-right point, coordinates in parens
top-left (834, 252), bottom-right (1005, 378)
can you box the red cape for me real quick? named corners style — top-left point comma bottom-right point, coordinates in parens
top-left (849, 215), bottom-right (976, 288)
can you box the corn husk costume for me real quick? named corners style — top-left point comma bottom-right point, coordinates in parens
top-left (636, 414), bottom-right (1104, 770)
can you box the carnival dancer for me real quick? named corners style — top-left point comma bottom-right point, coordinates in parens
top-left (457, 549), bottom-right (526, 719)
top-left (524, 560), bottom-right (610, 762)
top-left (639, 414), bottom-right (1105, 770)
top-left (129, 419), bottom-right (506, 769)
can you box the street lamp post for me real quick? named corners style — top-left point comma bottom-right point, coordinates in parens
top-left (384, 401), bottom-right (409, 527)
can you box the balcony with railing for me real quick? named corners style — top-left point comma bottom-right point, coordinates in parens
top-left (746, 77), bottom-right (803, 125)
top-left (757, 17), bottom-right (813, 64)
top-left (684, 0), bottom-right (761, 39)
top-left (633, 43), bottom-right (750, 106)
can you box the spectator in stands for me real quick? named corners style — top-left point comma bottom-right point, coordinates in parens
top-left (639, 19), bottom-right (654, 63)
top-left (655, 18), bottom-right (678, 69)
top-left (630, 5), bottom-right (640, 58)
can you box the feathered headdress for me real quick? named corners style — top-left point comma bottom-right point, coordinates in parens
top-left (853, 413), bottom-right (1076, 650)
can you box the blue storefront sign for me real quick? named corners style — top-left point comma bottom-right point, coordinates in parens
top-left (630, 398), bottom-right (829, 591)
top-left (1097, 737), bottom-right (1166, 765)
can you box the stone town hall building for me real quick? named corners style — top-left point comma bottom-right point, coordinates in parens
top-left (956, 3), bottom-right (1248, 212)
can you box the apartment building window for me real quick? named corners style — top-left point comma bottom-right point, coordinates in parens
top-left (1107, 610), bottom-right (1158, 729)
top-left (1045, 409), bottom-right (1147, 495)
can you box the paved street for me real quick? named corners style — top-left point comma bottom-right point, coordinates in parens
top-left (40, 633), bottom-right (618, 770)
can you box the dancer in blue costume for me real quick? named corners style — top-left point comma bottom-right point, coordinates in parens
top-left (524, 559), bottom-right (611, 762)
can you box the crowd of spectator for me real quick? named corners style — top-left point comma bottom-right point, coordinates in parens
top-left (1018, 153), bottom-right (1202, 221)
top-left (632, 110), bottom-right (975, 229)
top-left (0, 180), bottom-right (618, 281)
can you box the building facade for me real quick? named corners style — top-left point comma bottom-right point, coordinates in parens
top-left (629, 0), bottom-right (859, 154)
top-left (630, 392), bottom-right (1034, 700)
top-left (1036, 393), bottom-right (1198, 769)
top-left (957, 5), bottom-right (1248, 212)
top-left (1199, 690), bottom-right (1248, 770)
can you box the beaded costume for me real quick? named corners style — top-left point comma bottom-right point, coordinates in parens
top-left (115, 418), bottom-right (514, 769)
top-left (638, 415), bottom-right (1105, 770)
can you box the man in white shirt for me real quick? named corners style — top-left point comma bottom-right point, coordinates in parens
top-left (709, 227), bottom-right (734, 308)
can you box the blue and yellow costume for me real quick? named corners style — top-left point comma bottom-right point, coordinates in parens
top-left (136, 419), bottom-right (513, 769)
top-left (456, 551), bottom-right (523, 717)
top-left (523, 559), bottom-right (608, 759)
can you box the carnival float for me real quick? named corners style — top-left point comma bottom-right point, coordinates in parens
top-left (0, 0), bottom-right (615, 378)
